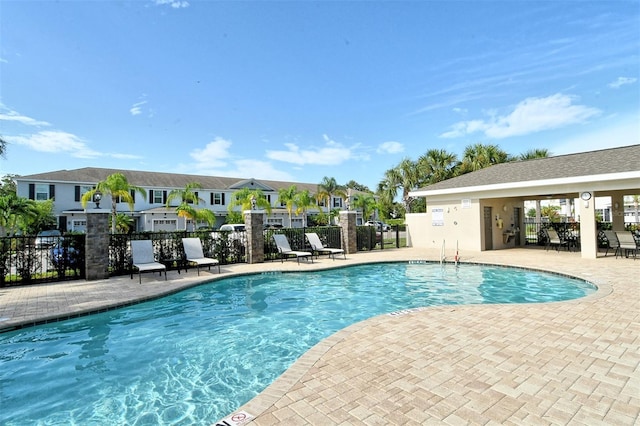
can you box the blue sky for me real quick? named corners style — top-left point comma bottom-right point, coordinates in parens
top-left (1, 0), bottom-right (638, 191)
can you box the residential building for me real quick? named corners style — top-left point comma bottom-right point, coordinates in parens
top-left (15, 167), bottom-right (361, 232)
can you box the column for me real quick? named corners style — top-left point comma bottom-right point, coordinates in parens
top-left (339, 210), bottom-right (357, 254)
top-left (85, 209), bottom-right (110, 280)
top-left (244, 210), bottom-right (264, 264)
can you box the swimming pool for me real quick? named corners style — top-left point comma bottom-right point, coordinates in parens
top-left (0, 262), bottom-right (595, 425)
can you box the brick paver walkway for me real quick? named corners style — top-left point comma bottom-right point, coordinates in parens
top-left (1, 248), bottom-right (638, 425)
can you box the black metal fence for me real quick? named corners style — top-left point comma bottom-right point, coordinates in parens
top-left (0, 224), bottom-right (407, 287)
top-left (0, 234), bottom-right (86, 287)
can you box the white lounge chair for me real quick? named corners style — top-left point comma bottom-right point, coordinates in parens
top-left (182, 237), bottom-right (220, 275)
top-left (615, 231), bottom-right (638, 260)
top-left (273, 234), bottom-right (313, 263)
top-left (130, 240), bottom-right (166, 283)
top-left (305, 232), bottom-right (345, 260)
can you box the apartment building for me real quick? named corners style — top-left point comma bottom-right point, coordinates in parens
top-left (15, 167), bottom-right (353, 232)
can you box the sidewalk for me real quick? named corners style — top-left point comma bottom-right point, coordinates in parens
top-left (1, 248), bottom-right (638, 425)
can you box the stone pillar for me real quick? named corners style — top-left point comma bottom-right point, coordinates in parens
top-left (339, 210), bottom-right (357, 254)
top-left (85, 209), bottom-right (110, 280)
top-left (244, 210), bottom-right (264, 264)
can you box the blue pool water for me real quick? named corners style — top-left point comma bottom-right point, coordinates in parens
top-left (0, 262), bottom-right (595, 425)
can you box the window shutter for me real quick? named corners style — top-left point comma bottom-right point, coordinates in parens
top-left (163, 191), bottom-right (167, 204)
top-left (29, 184), bottom-right (35, 200)
top-left (149, 190), bottom-right (154, 203)
top-left (130, 189), bottom-right (135, 202)
top-left (222, 193), bottom-right (225, 205)
top-left (75, 186), bottom-right (80, 202)
top-left (49, 185), bottom-right (55, 200)
top-left (210, 193), bottom-right (214, 205)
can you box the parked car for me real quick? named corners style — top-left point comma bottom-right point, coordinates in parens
top-left (49, 240), bottom-right (80, 272)
top-left (35, 229), bottom-right (62, 248)
top-left (364, 221), bottom-right (390, 231)
top-left (219, 224), bottom-right (245, 232)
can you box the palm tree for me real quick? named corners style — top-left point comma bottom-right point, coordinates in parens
top-left (166, 182), bottom-right (212, 230)
top-left (227, 188), bottom-right (272, 214)
top-left (0, 194), bottom-right (37, 237)
top-left (81, 173), bottom-right (147, 233)
top-left (457, 143), bottom-right (509, 174)
top-left (377, 158), bottom-right (422, 214)
top-left (294, 189), bottom-right (316, 228)
top-left (316, 176), bottom-right (347, 224)
top-left (518, 148), bottom-right (550, 160)
top-left (351, 193), bottom-right (378, 222)
top-left (418, 149), bottom-right (458, 184)
top-left (0, 135), bottom-right (7, 159)
top-left (278, 184), bottom-right (299, 228)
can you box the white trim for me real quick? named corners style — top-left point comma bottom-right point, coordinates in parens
top-left (409, 171), bottom-right (640, 198)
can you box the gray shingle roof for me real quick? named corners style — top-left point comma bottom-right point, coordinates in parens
top-left (16, 167), bottom-right (321, 193)
top-left (414, 144), bottom-right (640, 192)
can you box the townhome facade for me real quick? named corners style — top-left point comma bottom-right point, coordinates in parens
top-left (15, 167), bottom-right (357, 232)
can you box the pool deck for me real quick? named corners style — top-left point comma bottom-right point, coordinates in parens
top-left (0, 247), bottom-right (638, 425)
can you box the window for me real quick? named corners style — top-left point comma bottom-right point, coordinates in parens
top-left (150, 190), bottom-right (166, 204)
top-left (212, 193), bottom-right (225, 205)
top-left (332, 197), bottom-right (343, 208)
top-left (35, 184), bottom-right (50, 201)
top-left (74, 185), bottom-right (93, 202)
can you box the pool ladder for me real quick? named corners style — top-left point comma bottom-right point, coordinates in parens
top-left (440, 240), bottom-right (459, 266)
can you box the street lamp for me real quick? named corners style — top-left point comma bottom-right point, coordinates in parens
top-left (92, 190), bottom-right (102, 209)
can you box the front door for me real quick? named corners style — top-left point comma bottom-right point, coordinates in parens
top-left (483, 207), bottom-right (493, 250)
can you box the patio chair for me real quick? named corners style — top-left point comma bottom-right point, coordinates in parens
top-left (130, 240), bottom-right (166, 283)
top-left (602, 230), bottom-right (620, 257)
top-left (182, 237), bottom-right (220, 275)
top-left (273, 234), bottom-right (313, 264)
top-left (545, 228), bottom-right (569, 251)
top-left (615, 231), bottom-right (638, 260)
top-left (305, 232), bottom-right (345, 260)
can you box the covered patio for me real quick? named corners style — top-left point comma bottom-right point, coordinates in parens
top-left (406, 145), bottom-right (640, 259)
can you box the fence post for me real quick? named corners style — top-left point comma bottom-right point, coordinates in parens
top-left (85, 209), bottom-right (110, 280)
top-left (339, 210), bottom-right (357, 254)
top-left (244, 209), bottom-right (265, 264)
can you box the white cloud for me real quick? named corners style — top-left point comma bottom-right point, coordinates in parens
top-left (266, 134), bottom-right (366, 165)
top-left (7, 130), bottom-right (100, 158)
top-left (185, 137), bottom-right (294, 181)
top-left (154, 0), bottom-right (189, 8)
top-left (440, 94), bottom-right (601, 139)
top-left (0, 109), bottom-right (50, 126)
top-left (130, 100), bottom-right (147, 116)
top-left (376, 141), bottom-right (404, 154)
top-left (6, 130), bottom-right (143, 160)
top-left (608, 77), bottom-right (637, 89)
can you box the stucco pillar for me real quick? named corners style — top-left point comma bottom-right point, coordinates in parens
top-left (339, 210), bottom-right (357, 254)
top-left (578, 193), bottom-right (598, 259)
top-left (244, 210), bottom-right (264, 264)
top-left (610, 193), bottom-right (625, 231)
top-left (85, 209), bottom-right (110, 280)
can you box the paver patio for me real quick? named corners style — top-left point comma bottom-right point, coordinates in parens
top-left (0, 247), bottom-right (638, 425)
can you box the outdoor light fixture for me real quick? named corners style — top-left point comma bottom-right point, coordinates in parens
top-left (92, 190), bottom-right (102, 209)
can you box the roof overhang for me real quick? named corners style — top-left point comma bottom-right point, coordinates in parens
top-left (409, 171), bottom-right (640, 201)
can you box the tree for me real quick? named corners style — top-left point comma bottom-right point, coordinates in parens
top-left (227, 188), bottom-right (272, 214)
top-left (115, 213), bottom-right (135, 233)
top-left (377, 158), bottom-right (423, 214)
top-left (294, 189), bottom-right (317, 228)
top-left (0, 193), bottom-right (37, 237)
top-left (316, 177), bottom-right (347, 224)
top-left (81, 173), bottom-right (147, 233)
top-left (278, 184), bottom-right (299, 228)
top-left (345, 180), bottom-right (371, 193)
top-left (0, 135), bottom-right (6, 159)
top-left (457, 143), bottom-right (509, 174)
top-left (518, 148), bottom-right (550, 160)
top-left (351, 193), bottom-right (378, 221)
top-left (418, 148), bottom-right (458, 184)
top-left (166, 182), bottom-right (214, 230)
